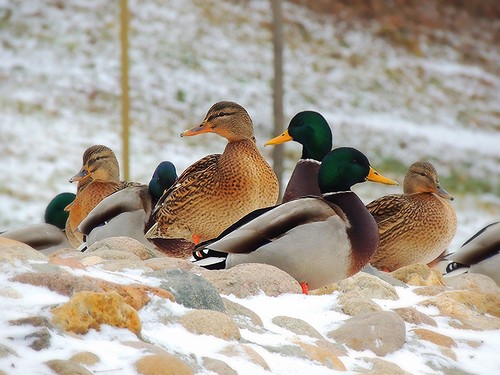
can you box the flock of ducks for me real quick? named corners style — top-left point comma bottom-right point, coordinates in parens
top-left (1, 101), bottom-right (498, 290)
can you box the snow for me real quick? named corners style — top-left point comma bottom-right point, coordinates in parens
top-left (0, 0), bottom-right (499, 373)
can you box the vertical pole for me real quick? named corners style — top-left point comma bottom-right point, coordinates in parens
top-left (120, 0), bottom-right (130, 180)
top-left (271, 0), bottom-right (284, 197)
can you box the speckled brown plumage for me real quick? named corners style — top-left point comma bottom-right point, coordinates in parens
top-left (64, 145), bottom-right (126, 248)
top-left (146, 101), bottom-right (279, 245)
top-left (367, 161), bottom-right (457, 271)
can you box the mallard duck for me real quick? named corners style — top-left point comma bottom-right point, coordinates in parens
top-left (148, 161), bottom-right (178, 204)
top-left (146, 101), bottom-right (279, 247)
top-left (367, 161), bottom-right (457, 271)
top-left (191, 147), bottom-right (398, 293)
top-left (65, 145), bottom-right (127, 248)
top-left (0, 192), bottom-right (75, 254)
top-left (78, 186), bottom-right (153, 249)
top-left (445, 221), bottom-right (500, 285)
top-left (265, 111), bottom-right (333, 203)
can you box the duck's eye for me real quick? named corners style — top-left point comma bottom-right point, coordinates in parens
top-left (218, 111), bottom-right (227, 117)
top-left (419, 172), bottom-right (426, 177)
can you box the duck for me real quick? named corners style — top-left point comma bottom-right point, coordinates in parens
top-left (191, 147), bottom-right (398, 294)
top-left (367, 161), bottom-right (457, 271)
top-left (146, 101), bottom-right (279, 248)
top-left (265, 111), bottom-right (333, 203)
top-left (444, 221), bottom-right (500, 285)
top-left (64, 145), bottom-right (132, 248)
top-left (0, 192), bottom-right (75, 255)
top-left (148, 161), bottom-right (178, 204)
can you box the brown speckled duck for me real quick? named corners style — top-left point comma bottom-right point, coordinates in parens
top-left (65, 145), bottom-right (129, 248)
top-left (146, 101), bottom-right (279, 247)
top-left (367, 161), bottom-right (457, 271)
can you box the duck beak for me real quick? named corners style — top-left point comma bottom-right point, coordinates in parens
top-left (366, 167), bottom-right (398, 186)
top-left (264, 130), bottom-right (293, 146)
top-left (181, 121), bottom-right (212, 137)
top-left (435, 184), bottom-right (454, 201)
top-left (69, 167), bottom-right (90, 183)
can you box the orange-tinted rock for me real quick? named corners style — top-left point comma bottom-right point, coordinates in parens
top-left (135, 354), bottom-right (194, 375)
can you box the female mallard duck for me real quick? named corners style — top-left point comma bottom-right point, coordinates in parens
top-left (146, 101), bottom-right (279, 247)
top-left (265, 111), bottom-right (333, 203)
top-left (192, 147), bottom-right (398, 293)
top-left (65, 145), bottom-right (130, 248)
top-left (367, 161), bottom-right (457, 271)
top-left (445, 221), bottom-right (500, 285)
top-left (0, 192), bottom-right (75, 254)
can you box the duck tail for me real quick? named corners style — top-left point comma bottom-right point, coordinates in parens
top-left (191, 248), bottom-right (228, 270)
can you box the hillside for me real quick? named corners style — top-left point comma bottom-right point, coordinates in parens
top-left (0, 0), bottom-right (499, 247)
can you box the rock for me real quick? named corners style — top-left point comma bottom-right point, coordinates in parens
top-left (142, 257), bottom-right (198, 272)
top-left (360, 265), bottom-right (408, 287)
top-left (411, 328), bottom-right (457, 348)
top-left (202, 357), bottom-right (237, 375)
top-left (327, 311), bottom-right (406, 356)
top-left (135, 354), bottom-right (194, 375)
top-left (25, 328), bottom-right (51, 351)
top-left (86, 236), bottom-right (157, 260)
top-left (0, 343), bottom-right (18, 358)
top-left (222, 297), bottom-right (264, 329)
top-left (81, 248), bottom-right (142, 262)
top-left (146, 269), bottom-right (225, 312)
top-left (98, 259), bottom-right (154, 273)
top-left (200, 263), bottom-right (302, 297)
top-left (69, 352), bottom-right (100, 366)
top-left (421, 290), bottom-right (500, 330)
top-left (0, 237), bottom-right (48, 262)
top-left (220, 344), bottom-right (270, 371)
top-left (9, 316), bottom-right (53, 328)
top-left (336, 272), bottom-right (399, 300)
top-left (272, 315), bottom-right (324, 340)
top-left (49, 256), bottom-right (87, 269)
top-left (393, 307), bottom-right (437, 327)
top-left (390, 264), bottom-right (444, 286)
top-left (179, 309), bottom-right (240, 341)
top-left (45, 359), bottom-right (93, 375)
top-left (293, 340), bottom-right (346, 371)
top-left (444, 273), bottom-right (500, 294)
top-left (338, 290), bottom-right (382, 316)
top-left (413, 285), bottom-right (446, 296)
top-left (0, 285), bottom-right (22, 299)
top-left (51, 291), bottom-right (141, 335)
top-left (356, 357), bottom-right (412, 374)
top-left (11, 272), bottom-right (102, 297)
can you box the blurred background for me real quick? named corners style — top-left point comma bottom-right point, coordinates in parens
top-left (0, 0), bottom-right (499, 249)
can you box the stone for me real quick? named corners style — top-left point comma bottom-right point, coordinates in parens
top-left (0, 343), bottom-right (18, 358)
top-left (220, 344), bottom-right (270, 371)
top-left (393, 307), bottom-right (437, 327)
top-left (179, 309), bottom-right (240, 341)
top-left (390, 264), bottom-right (444, 286)
top-left (411, 328), bottom-right (457, 348)
top-left (293, 340), bottom-right (346, 371)
top-left (86, 236), bottom-right (157, 260)
top-left (49, 256), bottom-right (87, 269)
top-left (444, 273), bottom-right (500, 294)
top-left (0, 285), bottom-right (22, 299)
top-left (146, 269), bottom-right (226, 312)
top-left (200, 263), bottom-right (302, 297)
top-left (0, 237), bottom-right (48, 262)
top-left (356, 357), bottom-right (412, 374)
top-left (413, 286), bottom-right (446, 296)
top-left (223, 297), bottom-right (263, 328)
top-left (338, 290), bottom-right (382, 316)
top-left (272, 315), bottom-right (324, 340)
top-left (98, 259), bottom-right (154, 273)
top-left (25, 328), bottom-right (51, 351)
top-left (202, 357), bottom-right (237, 375)
top-left (335, 272), bottom-right (399, 300)
top-left (51, 291), bottom-right (141, 335)
top-left (69, 352), bottom-right (100, 366)
top-left (327, 311), bottom-right (406, 356)
top-left (360, 265), bottom-right (408, 287)
top-left (142, 257), bottom-right (198, 272)
top-left (45, 359), bottom-right (93, 375)
top-left (81, 249), bottom-right (142, 262)
top-left (11, 272), bottom-right (102, 297)
top-left (135, 354), bottom-right (194, 375)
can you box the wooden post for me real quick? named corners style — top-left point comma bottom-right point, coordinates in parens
top-left (120, 0), bottom-right (130, 180)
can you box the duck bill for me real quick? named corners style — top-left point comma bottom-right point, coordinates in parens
top-left (435, 184), bottom-right (454, 201)
top-left (181, 121), bottom-right (212, 137)
top-left (366, 167), bottom-right (398, 186)
top-left (264, 130), bottom-right (293, 146)
top-left (69, 167), bottom-right (90, 183)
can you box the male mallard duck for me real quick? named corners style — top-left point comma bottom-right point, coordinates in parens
top-left (367, 161), bottom-right (457, 271)
top-left (0, 192), bottom-right (75, 254)
top-left (265, 111), bottom-right (333, 203)
top-left (146, 101), bottom-right (279, 247)
top-left (445, 221), bottom-right (500, 285)
top-left (148, 161), bottom-right (178, 204)
top-left (65, 145), bottom-right (129, 248)
top-left (192, 147), bottom-right (398, 293)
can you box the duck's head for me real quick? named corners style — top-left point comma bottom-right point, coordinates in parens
top-left (181, 101), bottom-right (254, 142)
top-left (404, 161), bottom-right (453, 200)
top-left (70, 145), bottom-right (120, 184)
top-left (318, 147), bottom-right (398, 193)
top-left (265, 111), bottom-right (333, 162)
top-left (44, 192), bottom-right (76, 229)
top-left (148, 161), bottom-right (178, 201)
